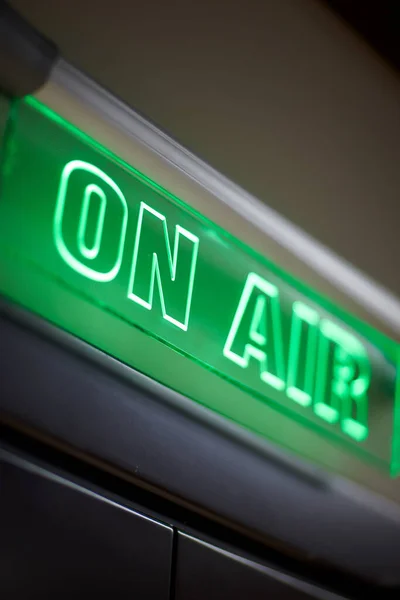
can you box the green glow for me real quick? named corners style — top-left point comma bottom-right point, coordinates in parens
top-left (286, 302), bottom-right (319, 407)
top-left (77, 183), bottom-right (107, 259)
top-left (0, 96), bottom-right (399, 474)
top-left (127, 202), bottom-right (199, 331)
top-left (54, 160), bottom-right (128, 282)
top-left (249, 295), bottom-right (268, 346)
top-left (224, 273), bottom-right (286, 391)
top-left (315, 320), bottom-right (370, 440)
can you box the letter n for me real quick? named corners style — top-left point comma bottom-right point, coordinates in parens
top-left (127, 202), bottom-right (199, 331)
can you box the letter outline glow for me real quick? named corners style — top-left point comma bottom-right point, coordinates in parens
top-left (54, 160), bottom-right (128, 281)
top-left (127, 202), bottom-right (199, 331)
top-left (77, 183), bottom-right (107, 260)
top-left (223, 272), bottom-right (286, 391)
top-left (314, 319), bottom-right (370, 441)
top-left (286, 301), bottom-right (319, 407)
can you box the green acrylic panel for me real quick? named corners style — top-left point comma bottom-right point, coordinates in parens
top-left (0, 97), bottom-right (399, 475)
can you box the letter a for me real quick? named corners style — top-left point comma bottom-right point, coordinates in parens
top-left (223, 272), bottom-right (285, 391)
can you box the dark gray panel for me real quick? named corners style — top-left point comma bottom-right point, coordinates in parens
top-left (175, 533), bottom-right (346, 600)
top-left (0, 454), bottom-right (173, 599)
top-left (0, 93), bottom-right (9, 141)
top-left (1, 309), bottom-right (400, 586)
top-left (0, 2), bottom-right (57, 97)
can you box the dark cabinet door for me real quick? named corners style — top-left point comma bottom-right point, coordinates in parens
top-left (0, 454), bottom-right (173, 599)
top-left (174, 532), bottom-right (346, 600)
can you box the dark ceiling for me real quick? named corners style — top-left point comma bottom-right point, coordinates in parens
top-left (324, 0), bottom-right (400, 72)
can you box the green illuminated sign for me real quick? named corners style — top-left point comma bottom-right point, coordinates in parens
top-left (0, 97), bottom-right (399, 474)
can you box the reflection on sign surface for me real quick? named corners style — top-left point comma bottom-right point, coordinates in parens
top-left (0, 97), bottom-right (398, 474)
